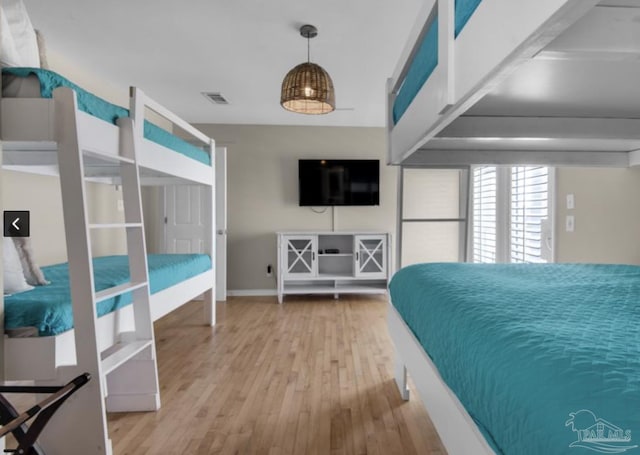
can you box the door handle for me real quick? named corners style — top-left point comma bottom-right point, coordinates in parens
top-left (217, 229), bottom-right (227, 235)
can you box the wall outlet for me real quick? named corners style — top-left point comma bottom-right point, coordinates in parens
top-left (266, 264), bottom-right (273, 277)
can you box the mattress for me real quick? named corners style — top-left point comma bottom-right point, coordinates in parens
top-left (392, 0), bottom-right (483, 124)
top-left (4, 254), bottom-right (212, 336)
top-left (389, 262), bottom-right (640, 455)
top-left (1, 67), bottom-right (211, 166)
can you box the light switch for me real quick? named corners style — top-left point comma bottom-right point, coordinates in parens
top-left (565, 215), bottom-right (575, 232)
top-left (566, 194), bottom-right (575, 210)
top-left (117, 199), bottom-right (124, 212)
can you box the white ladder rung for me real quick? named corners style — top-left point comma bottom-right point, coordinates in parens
top-left (89, 223), bottom-right (143, 229)
top-left (83, 149), bottom-right (135, 164)
top-left (95, 281), bottom-right (147, 302)
top-left (101, 340), bottom-right (153, 375)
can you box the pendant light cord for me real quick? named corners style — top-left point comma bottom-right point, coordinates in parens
top-left (307, 35), bottom-right (310, 63)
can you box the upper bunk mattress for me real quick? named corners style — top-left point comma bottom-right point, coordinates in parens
top-left (389, 262), bottom-right (640, 455)
top-left (2, 67), bottom-right (211, 166)
top-left (4, 254), bottom-right (212, 336)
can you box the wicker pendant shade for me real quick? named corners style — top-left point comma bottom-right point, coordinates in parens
top-left (281, 25), bottom-right (335, 115)
top-left (281, 62), bottom-right (335, 114)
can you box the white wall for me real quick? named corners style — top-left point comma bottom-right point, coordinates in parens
top-left (190, 124), bottom-right (397, 292)
top-left (47, 50), bottom-right (129, 108)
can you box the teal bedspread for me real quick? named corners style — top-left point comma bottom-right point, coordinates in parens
top-left (2, 67), bottom-right (211, 166)
top-left (4, 254), bottom-right (212, 336)
top-left (393, 0), bottom-right (483, 124)
top-left (389, 263), bottom-right (640, 455)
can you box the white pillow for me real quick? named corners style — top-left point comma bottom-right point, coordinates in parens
top-left (12, 237), bottom-right (49, 285)
top-left (0, 8), bottom-right (22, 67)
top-left (0, 0), bottom-right (40, 68)
top-left (3, 237), bottom-right (34, 295)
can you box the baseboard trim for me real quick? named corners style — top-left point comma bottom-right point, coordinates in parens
top-left (227, 289), bottom-right (278, 297)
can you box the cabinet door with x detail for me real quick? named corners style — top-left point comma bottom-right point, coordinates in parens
top-left (282, 235), bottom-right (318, 279)
top-left (354, 235), bottom-right (387, 279)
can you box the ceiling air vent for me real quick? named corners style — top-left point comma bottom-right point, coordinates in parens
top-left (202, 92), bottom-right (229, 105)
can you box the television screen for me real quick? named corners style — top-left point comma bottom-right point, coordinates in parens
top-left (298, 159), bottom-right (380, 206)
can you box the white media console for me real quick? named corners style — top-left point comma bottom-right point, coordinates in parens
top-left (276, 231), bottom-right (391, 304)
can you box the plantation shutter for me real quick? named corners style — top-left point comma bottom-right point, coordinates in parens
top-left (510, 166), bottom-right (549, 263)
top-left (472, 166), bottom-right (497, 263)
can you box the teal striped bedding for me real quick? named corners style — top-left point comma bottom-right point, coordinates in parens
top-left (4, 254), bottom-right (212, 336)
top-left (389, 262), bottom-right (640, 455)
top-left (393, 0), bottom-right (483, 124)
top-left (2, 67), bottom-right (211, 165)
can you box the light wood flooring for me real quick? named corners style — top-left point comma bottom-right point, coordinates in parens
top-left (107, 295), bottom-right (446, 454)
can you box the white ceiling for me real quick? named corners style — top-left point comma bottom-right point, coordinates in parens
top-left (23, 0), bottom-right (423, 127)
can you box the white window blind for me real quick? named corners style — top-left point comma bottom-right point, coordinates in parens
top-left (472, 167), bottom-right (497, 263)
top-left (401, 169), bottom-right (467, 266)
top-left (472, 166), bottom-right (552, 264)
top-left (510, 166), bottom-right (549, 263)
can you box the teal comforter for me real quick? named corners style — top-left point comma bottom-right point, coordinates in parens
top-left (2, 67), bottom-right (211, 165)
top-left (389, 263), bottom-right (640, 455)
top-left (4, 254), bottom-right (212, 336)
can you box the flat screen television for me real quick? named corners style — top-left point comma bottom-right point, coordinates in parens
top-left (298, 159), bottom-right (380, 206)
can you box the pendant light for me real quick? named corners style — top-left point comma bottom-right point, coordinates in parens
top-left (281, 24), bottom-right (335, 115)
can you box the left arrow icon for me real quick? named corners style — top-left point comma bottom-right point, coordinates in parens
top-left (4, 211), bottom-right (29, 237)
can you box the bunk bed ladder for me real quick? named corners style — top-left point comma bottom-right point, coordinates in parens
top-left (101, 110), bottom-right (160, 414)
top-left (33, 87), bottom-right (160, 455)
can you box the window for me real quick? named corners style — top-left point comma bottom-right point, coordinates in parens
top-left (399, 168), bottom-right (469, 267)
top-left (472, 167), bottom-right (497, 263)
top-left (472, 166), bottom-right (553, 264)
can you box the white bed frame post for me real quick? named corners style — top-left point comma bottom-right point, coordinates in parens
top-left (386, 78), bottom-right (396, 166)
top-left (438, 0), bottom-right (456, 113)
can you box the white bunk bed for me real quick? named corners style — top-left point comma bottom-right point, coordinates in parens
top-left (386, 0), bottom-right (640, 167)
top-left (1, 78), bottom-right (216, 454)
top-left (386, 1), bottom-right (640, 454)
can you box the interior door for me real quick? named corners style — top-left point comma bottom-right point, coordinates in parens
top-left (165, 185), bottom-right (207, 254)
top-left (164, 150), bottom-right (228, 300)
top-left (215, 147), bottom-right (227, 301)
